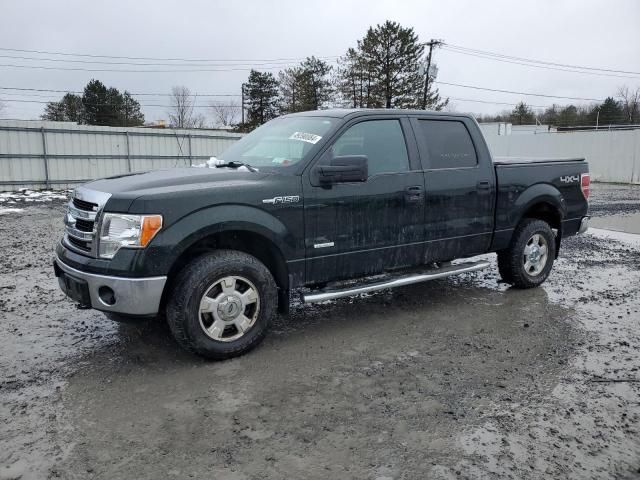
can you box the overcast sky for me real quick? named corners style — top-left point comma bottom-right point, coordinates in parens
top-left (1, 0), bottom-right (639, 122)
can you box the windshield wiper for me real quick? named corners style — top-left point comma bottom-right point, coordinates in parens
top-left (215, 161), bottom-right (257, 172)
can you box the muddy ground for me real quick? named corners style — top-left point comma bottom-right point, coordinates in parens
top-left (1, 184), bottom-right (639, 480)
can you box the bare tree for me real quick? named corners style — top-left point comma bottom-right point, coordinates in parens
top-left (209, 100), bottom-right (241, 128)
top-left (168, 86), bottom-right (207, 128)
top-left (617, 86), bottom-right (640, 124)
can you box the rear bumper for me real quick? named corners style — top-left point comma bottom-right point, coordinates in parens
top-left (54, 255), bottom-right (166, 316)
top-left (578, 216), bottom-right (590, 234)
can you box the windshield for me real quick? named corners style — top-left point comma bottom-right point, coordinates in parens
top-left (220, 116), bottom-right (337, 168)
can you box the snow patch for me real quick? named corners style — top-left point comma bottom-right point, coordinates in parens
top-left (194, 156), bottom-right (224, 168)
top-left (588, 227), bottom-right (640, 247)
top-left (0, 189), bottom-right (71, 203)
top-left (0, 208), bottom-right (25, 215)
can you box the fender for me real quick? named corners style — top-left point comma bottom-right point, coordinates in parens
top-left (504, 182), bottom-right (566, 230)
top-left (491, 182), bottom-right (566, 253)
top-left (132, 204), bottom-right (299, 276)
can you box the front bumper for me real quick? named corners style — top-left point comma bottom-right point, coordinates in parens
top-left (578, 216), bottom-right (590, 234)
top-left (54, 255), bottom-right (167, 316)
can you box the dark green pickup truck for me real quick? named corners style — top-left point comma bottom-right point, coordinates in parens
top-left (54, 109), bottom-right (590, 359)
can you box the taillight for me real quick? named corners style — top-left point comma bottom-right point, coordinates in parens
top-left (581, 173), bottom-right (590, 200)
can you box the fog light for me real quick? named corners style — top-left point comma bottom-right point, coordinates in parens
top-left (98, 286), bottom-right (116, 306)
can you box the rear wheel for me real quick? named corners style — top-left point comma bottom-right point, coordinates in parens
top-left (167, 250), bottom-right (277, 359)
top-left (497, 219), bottom-right (556, 289)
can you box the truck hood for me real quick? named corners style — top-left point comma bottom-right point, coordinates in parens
top-left (81, 167), bottom-right (270, 212)
top-left (84, 167), bottom-right (268, 196)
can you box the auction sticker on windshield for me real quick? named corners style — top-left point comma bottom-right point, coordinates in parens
top-left (289, 132), bottom-right (322, 144)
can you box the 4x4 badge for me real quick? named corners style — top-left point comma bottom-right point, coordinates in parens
top-left (262, 196), bottom-right (300, 205)
top-left (559, 175), bottom-right (579, 183)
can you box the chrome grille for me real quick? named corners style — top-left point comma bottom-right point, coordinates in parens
top-left (63, 187), bottom-right (111, 257)
top-left (67, 235), bottom-right (91, 252)
top-left (72, 197), bottom-right (98, 212)
top-left (74, 218), bottom-right (94, 232)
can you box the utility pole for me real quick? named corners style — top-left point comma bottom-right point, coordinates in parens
top-left (422, 39), bottom-right (443, 109)
top-left (241, 83), bottom-right (245, 124)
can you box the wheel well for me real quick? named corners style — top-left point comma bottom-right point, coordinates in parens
top-left (522, 202), bottom-right (562, 257)
top-left (522, 202), bottom-right (561, 230)
top-left (161, 230), bottom-right (289, 312)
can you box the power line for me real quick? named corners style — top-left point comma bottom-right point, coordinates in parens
top-left (0, 53), bottom-right (331, 68)
top-left (0, 62), bottom-right (324, 73)
top-left (435, 80), bottom-right (605, 102)
top-left (441, 46), bottom-right (639, 79)
top-left (0, 46), bottom-right (339, 63)
top-left (448, 96), bottom-right (551, 109)
top-left (444, 43), bottom-right (640, 75)
top-left (0, 86), bottom-right (240, 97)
top-left (0, 98), bottom-right (238, 108)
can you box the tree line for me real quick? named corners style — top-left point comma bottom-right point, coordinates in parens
top-left (239, 20), bottom-right (447, 131)
top-left (42, 79), bottom-right (145, 126)
top-left (477, 86), bottom-right (640, 128)
top-left (37, 19), bottom-right (639, 131)
top-left (40, 21), bottom-right (447, 131)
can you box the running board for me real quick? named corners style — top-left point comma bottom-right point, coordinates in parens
top-left (302, 260), bottom-right (491, 304)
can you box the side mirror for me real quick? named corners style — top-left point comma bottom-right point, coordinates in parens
top-left (315, 155), bottom-right (368, 184)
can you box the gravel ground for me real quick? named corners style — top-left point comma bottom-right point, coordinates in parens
top-left (0, 184), bottom-right (639, 480)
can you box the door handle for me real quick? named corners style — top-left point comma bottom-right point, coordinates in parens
top-left (405, 185), bottom-right (424, 203)
top-left (477, 181), bottom-right (491, 191)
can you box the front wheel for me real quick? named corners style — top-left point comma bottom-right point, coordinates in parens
top-left (166, 250), bottom-right (277, 359)
top-left (497, 219), bottom-right (556, 289)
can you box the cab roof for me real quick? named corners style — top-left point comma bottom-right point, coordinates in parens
top-left (285, 108), bottom-right (474, 121)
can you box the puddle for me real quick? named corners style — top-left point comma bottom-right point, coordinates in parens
top-left (590, 213), bottom-right (640, 235)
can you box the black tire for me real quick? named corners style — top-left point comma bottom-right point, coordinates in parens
top-left (166, 250), bottom-right (277, 360)
top-left (103, 312), bottom-right (156, 324)
top-left (496, 250), bottom-right (513, 284)
top-left (497, 219), bottom-right (556, 289)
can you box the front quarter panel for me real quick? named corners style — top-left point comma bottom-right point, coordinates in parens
top-left (114, 175), bottom-right (305, 277)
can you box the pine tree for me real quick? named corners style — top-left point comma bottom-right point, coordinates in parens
top-left (120, 91), bottom-right (145, 126)
top-left (242, 70), bottom-right (279, 130)
top-left (336, 21), bottom-right (447, 110)
top-left (590, 97), bottom-right (623, 126)
top-left (297, 56), bottom-right (333, 110)
top-left (510, 102), bottom-right (536, 125)
top-left (557, 105), bottom-right (578, 127)
top-left (279, 57), bottom-right (334, 113)
top-left (278, 66), bottom-right (306, 114)
top-left (336, 47), bottom-right (369, 108)
top-left (41, 93), bottom-right (84, 122)
top-left (358, 21), bottom-right (425, 109)
top-left (82, 79), bottom-right (112, 126)
top-left (43, 80), bottom-right (145, 126)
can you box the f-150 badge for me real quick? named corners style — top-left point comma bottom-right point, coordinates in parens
top-left (262, 196), bottom-right (300, 205)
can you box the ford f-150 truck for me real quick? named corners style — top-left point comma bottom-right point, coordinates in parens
top-left (54, 109), bottom-right (590, 359)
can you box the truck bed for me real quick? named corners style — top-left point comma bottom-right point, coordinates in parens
top-left (493, 156), bottom-right (585, 165)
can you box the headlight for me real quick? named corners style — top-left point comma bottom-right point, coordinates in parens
top-left (98, 213), bottom-right (163, 259)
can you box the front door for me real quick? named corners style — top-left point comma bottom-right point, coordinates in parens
top-left (303, 118), bottom-right (425, 285)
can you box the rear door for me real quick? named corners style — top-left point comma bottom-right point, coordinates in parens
top-left (410, 116), bottom-right (495, 262)
top-left (303, 116), bottom-right (426, 284)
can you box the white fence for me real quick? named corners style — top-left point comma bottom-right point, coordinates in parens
top-left (0, 121), bottom-right (243, 191)
top-left (481, 125), bottom-right (640, 184)
top-left (1, 120), bottom-right (639, 191)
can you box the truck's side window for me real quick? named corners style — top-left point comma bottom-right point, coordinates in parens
top-left (417, 120), bottom-right (478, 169)
top-left (332, 120), bottom-right (409, 176)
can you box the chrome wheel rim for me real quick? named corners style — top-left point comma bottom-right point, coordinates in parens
top-left (523, 233), bottom-right (549, 276)
top-left (198, 276), bottom-right (260, 342)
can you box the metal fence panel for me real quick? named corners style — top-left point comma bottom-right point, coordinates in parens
top-left (0, 121), bottom-right (243, 191)
top-left (483, 128), bottom-right (640, 184)
top-left (2, 120), bottom-right (639, 190)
